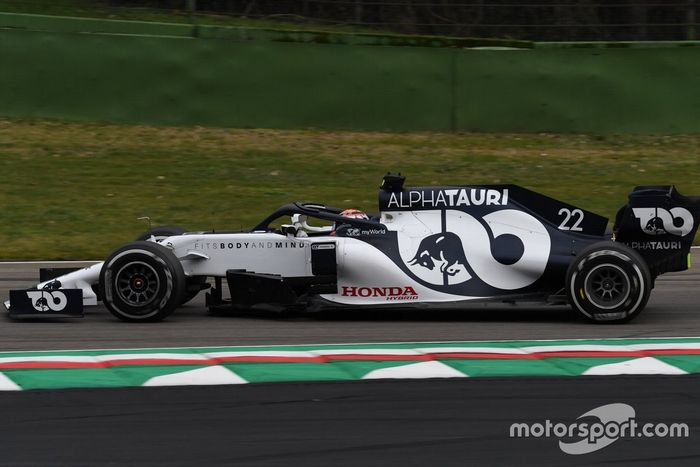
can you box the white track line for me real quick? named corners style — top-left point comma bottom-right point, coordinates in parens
top-left (5, 337), bottom-right (700, 356)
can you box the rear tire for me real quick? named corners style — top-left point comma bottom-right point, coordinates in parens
top-left (566, 241), bottom-right (651, 323)
top-left (100, 241), bottom-right (186, 322)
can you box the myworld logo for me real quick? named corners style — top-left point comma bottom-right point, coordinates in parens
top-left (509, 403), bottom-right (689, 455)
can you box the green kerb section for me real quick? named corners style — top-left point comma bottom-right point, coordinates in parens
top-left (1, 337), bottom-right (700, 390)
top-left (655, 355), bottom-right (700, 373)
top-left (1, 13), bottom-right (700, 133)
top-left (220, 361), bottom-right (406, 383)
top-left (4, 365), bottom-right (207, 390)
top-left (440, 357), bottom-right (637, 377)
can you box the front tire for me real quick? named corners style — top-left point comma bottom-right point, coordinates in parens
top-left (100, 241), bottom-right (186, 322)
top-left (135, 226), bottom-right (204, 304)
top-left (566, 241), bottom-right (651, 323)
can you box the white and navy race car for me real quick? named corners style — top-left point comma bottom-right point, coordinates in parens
top-left (5, 174), bottom-right (699, 323)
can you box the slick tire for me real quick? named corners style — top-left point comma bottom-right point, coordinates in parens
top-left (566, 241), bottom-right (651, 324)
top-left (100, 241), bottom-right (186, 322)
top-left (136, 225), bottom-right (186, 242)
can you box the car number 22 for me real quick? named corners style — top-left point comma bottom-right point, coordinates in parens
top-left (558, 208), bottom-right (584, 231)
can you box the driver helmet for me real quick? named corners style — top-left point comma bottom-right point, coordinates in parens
top-left (339, 209), bottom-right (369, 220)
top-left (332, 209), bottom-right (369, 235)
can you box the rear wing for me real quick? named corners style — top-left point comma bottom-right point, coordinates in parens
top-left (614, 186), bottom-right (700, 277)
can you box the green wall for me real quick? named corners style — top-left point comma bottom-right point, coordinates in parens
top-left (1, 13), bottom-right (700, 133)
top-left (454, 48), bottom-right (700, 134)
top-left (0, 27), bottom-right (453, 130)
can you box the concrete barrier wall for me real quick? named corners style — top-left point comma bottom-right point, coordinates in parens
top-left (1, 13), bottom-right (699, 133)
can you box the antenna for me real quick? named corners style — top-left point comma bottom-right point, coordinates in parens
top-left (137, 216), bottom-right (152, 231)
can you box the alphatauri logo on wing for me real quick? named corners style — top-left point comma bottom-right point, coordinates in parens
top-left (25, 291), bottom-right (67, 312)
top-left (632, 207), bottom-right (694, 237)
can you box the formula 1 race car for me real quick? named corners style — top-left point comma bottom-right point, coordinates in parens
top-left (5, 174), bottom-right (700, 323)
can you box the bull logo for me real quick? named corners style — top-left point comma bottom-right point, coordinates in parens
top-left (398, 209), bottom-right (551, 290)
top-left (644, 216), bottom-right (666, 235)
top-left (34, 296), bottom-right (49, 312)
top-left (408, 233), bottom-right (468, 277)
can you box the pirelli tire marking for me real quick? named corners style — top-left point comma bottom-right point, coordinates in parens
top-left (569, 250), bottom-right (647, 322)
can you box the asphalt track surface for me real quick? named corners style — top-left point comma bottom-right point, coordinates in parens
top-left (1, 376), bottom-right (699, 466)
top-left (1, 257), bottom-right (699, 466)
top-left (0, 254), bottom-right (698, 351)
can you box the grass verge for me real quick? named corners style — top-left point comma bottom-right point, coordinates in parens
top-left (0, 118), bottom-right (698, 259)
